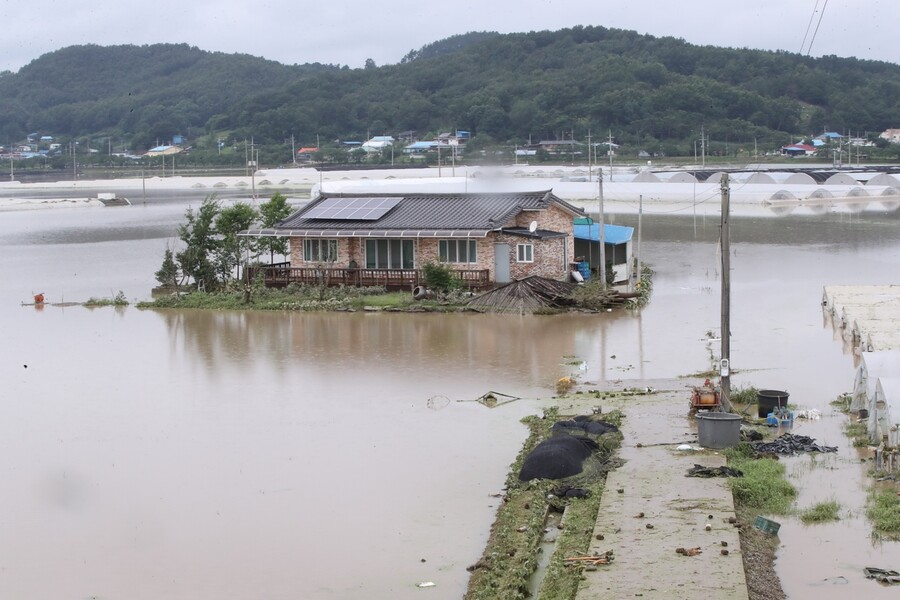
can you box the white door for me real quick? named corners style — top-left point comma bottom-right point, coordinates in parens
top-left (494, 243), bottom-right (510, 284)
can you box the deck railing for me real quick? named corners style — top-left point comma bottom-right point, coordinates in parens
top-left (247, 264), bottom-right (491, 290)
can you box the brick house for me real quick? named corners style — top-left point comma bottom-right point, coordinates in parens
top-left (242, 191), bottom-right (585, 289)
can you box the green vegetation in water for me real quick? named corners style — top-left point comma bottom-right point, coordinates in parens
top-left (731, 385), bottom-right (759, 407)
top-left (830, 393), bottom-right (852, 413)
top-left (138, 283), bottom-right (471, 312)
top-left (799, 500), bottom-right (841, 524)
top-left (725, 443), bottom-right (796, 514)
top-left (631, 264), bottom-right (654, 308)
top-left (867, 488), bottom-right (900, 541)
top-left (844, 421), bottom-right (870, 448)
top-left (84, 291), bottom-right (129, 307)
top-left (465, 408), bottom-right (623, 600)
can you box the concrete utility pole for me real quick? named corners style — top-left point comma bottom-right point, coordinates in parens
top-left (586, 129), bottom-right (592, 181)
top-left (720, 174), bottom-right (733, 412)
top-left (598, 171), bottom-right (607, 289)
top-left (608, 130), bottom-right (614, 181)
top-left (633, 194), bottom-right (643, 289)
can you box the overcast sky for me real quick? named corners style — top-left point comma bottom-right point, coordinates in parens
top-left (2, 0), bottom-right (897, 73)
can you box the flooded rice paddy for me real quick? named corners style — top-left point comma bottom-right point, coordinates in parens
top-left (1, 194), bottom-right (899, 598)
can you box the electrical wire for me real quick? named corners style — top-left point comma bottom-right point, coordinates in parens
top-left (806, 0), bottom-right (829, 56)
top-left (800, 0), bottom-right (821, 55)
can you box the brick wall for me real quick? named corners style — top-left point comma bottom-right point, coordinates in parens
top-left (285, 202), bottom-right (577, 282)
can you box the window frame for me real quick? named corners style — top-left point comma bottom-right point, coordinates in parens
top-left (365, 239), bottom-right (414, 269)
top-left (303, 239), bottom-right (338, 263)
top-left (516, 243), bottom-right (534, 263)
top-left (438, 239), bottom-right (477, 264)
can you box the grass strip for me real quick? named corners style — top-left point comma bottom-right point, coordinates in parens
top-left (867, 488), bottom-right (900, 541)
top-left (799, 500), bottom-right (841, 524)
top-left (465, 409), bottom-right (623, 600)
top-left (725, 444), bottom-right (796, 514)
top-left (536, 479), bottom-right (605, 600)
top-left (725, 443), bottom-right (795, 600)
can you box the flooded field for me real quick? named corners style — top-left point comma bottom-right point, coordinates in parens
top-left (0, 195), bottom-right (898, 598)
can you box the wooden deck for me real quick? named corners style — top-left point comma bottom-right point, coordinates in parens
top-left (247, 264), bottom-right (492, 290)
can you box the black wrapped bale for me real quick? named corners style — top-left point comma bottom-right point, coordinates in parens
top-left (519, 435), bottom-right (599, 481)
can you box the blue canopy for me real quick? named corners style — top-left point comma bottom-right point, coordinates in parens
top-left (574, 222), bottom-right (633, 245)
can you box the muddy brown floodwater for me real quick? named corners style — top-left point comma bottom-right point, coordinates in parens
top-left (0, 196), bottom-right (898, 598)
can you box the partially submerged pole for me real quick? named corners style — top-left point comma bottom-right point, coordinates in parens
top-left (720, 174), bottom-right (733, 412)
top-left (598, 170), bottom-right (607, 288)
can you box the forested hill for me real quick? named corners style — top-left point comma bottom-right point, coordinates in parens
top-left (1, 27), bottom-right (898, 153)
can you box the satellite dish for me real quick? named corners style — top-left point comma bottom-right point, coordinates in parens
top-left (528, 220), bottom-right (538, 233)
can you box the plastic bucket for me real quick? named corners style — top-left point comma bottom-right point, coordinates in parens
top-left (696, 412), bottom-right (742, 449)
top-left (757, 389), bottom-right (789, 418)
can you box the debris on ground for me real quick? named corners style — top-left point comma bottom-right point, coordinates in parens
top-left (676, 444), bottom-right (701, 451)
top-left (676, 547), bottom-right (702, 556)
top-left (552, 484), bottom-right (592, 498)
top-left (795, 409), bottom-right (822, 420)
top-left (752, 433), bottom-right (837, 455)
top-left (564, 550), bottom-right (614, 567)
top-left (416, 581), bottom-right (436, 588)
top-left (742, 429), bottom-right (764, 442)
top-left (687, 464), bottom-right (744, 478)
top-left (864, 567), bottom-right (900, 584)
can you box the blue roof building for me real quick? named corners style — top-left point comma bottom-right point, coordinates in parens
top-left (573, 219), bottom-right (635, 283)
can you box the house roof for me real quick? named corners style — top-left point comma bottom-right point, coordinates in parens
top-left (241, 191), bottom-right (585, 238)
top-left (574, 221), bottom-right (634, 245)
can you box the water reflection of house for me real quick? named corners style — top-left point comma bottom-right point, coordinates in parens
top-left (573, 218), bottom-right (634, 283)
top-left (242, 191), bottom-right (584, 289)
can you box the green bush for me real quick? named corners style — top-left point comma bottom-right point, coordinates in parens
top-left (422, 261), bottom-right (458, 291)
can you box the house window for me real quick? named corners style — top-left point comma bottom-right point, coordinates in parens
top-left (365, 239), bottom-right (414, 269)
top-left (438, 239), bottom-right (477, 263)
top-left (516, 243), bottom-right (534, 263)
top-left (303, 239), bottom-right (338, 262)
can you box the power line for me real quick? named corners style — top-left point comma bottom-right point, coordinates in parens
top-left (799, 0), bottom-right (821, 55)
top-left (806, 0), bottom-right (829, 56)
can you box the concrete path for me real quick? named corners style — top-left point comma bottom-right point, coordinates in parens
top-left (565, 383), bottom-right (750, 600)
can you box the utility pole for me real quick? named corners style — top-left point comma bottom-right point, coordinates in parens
top-left (634, 194), bottom-right (643, 288)
top-left (608, 130), bottom-right (614, 181)
top-left (701, 125), bottom-right (706, 168)
top-left (598, 171), bottom-right (607, 289)
top-left (720, 174), bottom-right (733, 412)
top-left (586, 129), bottom-right (592, 181)
top-left (250, 138), bottom-right (257, 201)
top-left (291, 134), bottom-right (297, 165)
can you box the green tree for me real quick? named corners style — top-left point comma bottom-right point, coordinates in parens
top-left (176, 197), bottom-right (220, 291)
top-left (154, 247), bottom-right (181, 287)
top-left (214, 202), bottom-right (259, 283)
top-left (258, 192), bottom-right (294, 263)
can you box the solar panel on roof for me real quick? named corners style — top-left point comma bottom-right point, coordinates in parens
top-left (303, 197), bottom-right (402, 220)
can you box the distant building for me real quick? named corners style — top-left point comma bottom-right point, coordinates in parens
top-left (781, 143), bottom-right (816, 157)
top-left (361, 136), bottom-right (395, 153)
top-left (403, 141), bottom-right (437, 154)
top-left (296, 147), bottom-right (318, 162)
top-left (144, 145), bottom-right (183, 157)
top-left (880, 129), bottom-right (900, 144)
top-left (816, 132), bottom-right (843, 142)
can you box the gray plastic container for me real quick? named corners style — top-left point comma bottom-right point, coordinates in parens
top-left (696, 412), bottom-right (742, 449)
top-left (757, 389), bottom-right (789, 418)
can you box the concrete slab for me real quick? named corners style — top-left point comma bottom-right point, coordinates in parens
top-left (567, 387), bottom-right (749, 600)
